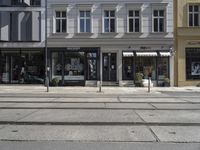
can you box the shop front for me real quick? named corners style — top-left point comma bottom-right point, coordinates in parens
top-left (49, 47), bottom-right (100, 86)
top-left (122, 51), bottom-right (170, 86)
top-left (0, 49), bottom-right (45, 84)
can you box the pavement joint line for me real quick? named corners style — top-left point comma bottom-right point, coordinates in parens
top-left (117, 96), bottom-right (121, 102)
top-left (0, 139), bottom-right (159, 143)
top-left (0, 101), bottom-right (198, 104)
top-left (15, 109), bottom-right (41, 123)
top-left (133, 110), bottom-right (160, 142)
top-left (148, 103), bottom-right (157, 110)
top-left (1, 95), bottom-right (200, 98)
top-left (1, 122), bottom-right (200, 126)
top-left (2, 107), bottom-right (200, 110)
top-left (148, 126), bottom-right (160, 142)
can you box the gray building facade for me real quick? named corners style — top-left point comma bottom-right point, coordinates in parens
top-left (0, 0), bottom-right (174, 87)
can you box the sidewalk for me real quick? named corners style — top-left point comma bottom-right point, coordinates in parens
top-left (0, 85), bottom-right (199, 97)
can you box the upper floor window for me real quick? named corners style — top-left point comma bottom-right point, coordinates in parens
top-left (11, 0), bottom-right (40, 6)
top-left (153, 10), bottom-right (165, 32)
top-left (104, 10), bottom-right (115, 33)
top-left (55, 11), bottom-right (67, 33)
top-left (128, 10), bottom-right (140, 33)
top-left (79, 11), bottom-right (91, 33)
top-left (189, 5), bottom-right (200, 27)
top-left (30, 0), bottom-right (40, 6)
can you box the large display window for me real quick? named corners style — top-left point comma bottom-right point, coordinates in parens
top-left (135, 57), bottom-right (156, 80)
top-left (50, 48), bottom-right (99, 85)
top-left (0, 49), bottom-right (44, 84)
top-left (186, 48), bottom-right (200, 80)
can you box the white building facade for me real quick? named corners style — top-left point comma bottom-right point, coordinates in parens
top-left (0, 0), bottom-right (174, 87)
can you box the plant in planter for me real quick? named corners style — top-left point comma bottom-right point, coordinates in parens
top-left (135, 72), bottom-right (144, 87)
top-left (197, 83), bottom-right (200, 87)
top-left (163, 78), bottom-right (170, 87)
top-left (51, 77), bottom-right (60, 86)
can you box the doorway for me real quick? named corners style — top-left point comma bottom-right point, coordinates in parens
top-left (102, 53), bottom-right (117, 81)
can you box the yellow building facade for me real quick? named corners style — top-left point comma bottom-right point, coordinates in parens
top-left (174, 0), bottom-right (200, 86)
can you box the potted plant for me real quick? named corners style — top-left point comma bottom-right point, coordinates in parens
top-left (135, 72), bottom-right (144, 87)
top-left (51, 77), bottom-right (60, 86)
top-left (163, 78), bottom-right (170, 87)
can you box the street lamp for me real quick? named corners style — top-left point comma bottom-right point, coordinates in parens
top-left (45, 0), bottom-right (49, 92)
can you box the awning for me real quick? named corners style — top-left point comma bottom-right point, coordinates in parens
top-left (123, 52), bottom-right (134, 57)
top-left (136, 52), bottom-right (158, 57)
top-left (160, 52), bottom-right (171, 57)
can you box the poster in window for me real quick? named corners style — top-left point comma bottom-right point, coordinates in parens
top-left (191, 62), bottom-right (200, 75)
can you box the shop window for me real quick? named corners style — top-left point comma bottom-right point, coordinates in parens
top-left (153, 10), bottom-right (165, 32)
top-left (186, 48), bottom-right (200, 80)
top-left (0, 50), bottom-right (44, 84)
top-left (122, 57), bottom-right (133, 80)
top-left (104, 10), bottom-right (115, 32)
top-left (135, 57), bottom-right (156, 80)
top-left (52, 52), bottom-right (62, 81)
top-left (64, 52), bottom-right (84, 81)
top-left (79, 11), bottom-right (91, 33)
top-left (55, 11), bottom-right (67, 33)
top-left (128, 10), bottom-right (140, 33)
top-left (86, 52), bottom-right (97, 80)
top-left (157, 57), bottom-right (169, 86)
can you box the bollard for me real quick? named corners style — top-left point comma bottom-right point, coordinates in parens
top-left (148, 77), bottom-right (151, 93)
top-left (99, 81), bottom-right (102, 92)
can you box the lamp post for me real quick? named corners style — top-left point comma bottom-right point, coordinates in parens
top-left (45, 0), bottom-right (49, 92)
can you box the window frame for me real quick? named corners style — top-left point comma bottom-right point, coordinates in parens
top-left (152, 9), bottom-right (165, 33)
top-left (55, 11), bottom-right (67, 33)
top-left (103, 10), bottom-right (116, 33)
top-left (188, 5), bottom-right (200, 27)
top-left (79, 10), bottom-right (91, 33)
top-left (127, 9), bottom-right (141, 33)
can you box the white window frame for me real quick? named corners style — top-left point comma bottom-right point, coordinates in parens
top-left (152, 9), bottom-right (165, 33)
top-left (188, 5), bottom-right (200, 27)
top-left (79, 10), bottom-right (91, 33)
top-left (127, 10), bottom-right (141, 33)
top-left (55, 11), bottom-right (67, 33)
top-left (103, 10), bottom-right (116, 33)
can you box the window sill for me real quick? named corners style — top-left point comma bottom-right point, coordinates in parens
top-left (101, 32), bottom-right (118, 35)
top-left (75, 33), bottom-right (94, 36)
top-left (125, 32), bottom-right (142, 35)
top-left (150, 32), bottom-right (167, 34)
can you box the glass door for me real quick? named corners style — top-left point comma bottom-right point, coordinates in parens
top-left (103, 53), bottom-right (117, 81)
top-left (11, 55), bottom-right (24, 83)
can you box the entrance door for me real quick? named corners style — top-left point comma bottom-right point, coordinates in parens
top-left (103, 53), bottom-right (117, 81)
top-left (11, 56), bottom-right (25, 83)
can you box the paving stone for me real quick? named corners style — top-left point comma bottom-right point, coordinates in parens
top-left (136, 110), bottom-right (200, 123)
top-left (0, 109), bottom-right (38, 122)
top-left (151, 126), bottom-right (200, 142)
top-left (152, 104), bottom-right (200, 110)
top-left (0, 125), bottom-right (156, 142)
top-left (120, 98), bottom-right (185, 103)
top-left (20, 109), bottom-right (142, 123)
top-left (105, 103), bottom-right (154, 109)
top-left (56, 98), bottom-right (118, 102)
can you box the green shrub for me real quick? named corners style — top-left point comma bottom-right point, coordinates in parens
top-left (52, 77), bottom-right (60, 86)
top-left (135, 72), bottom-right (144, 87)
top-left (163, 78), bottom-right (170, 87)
